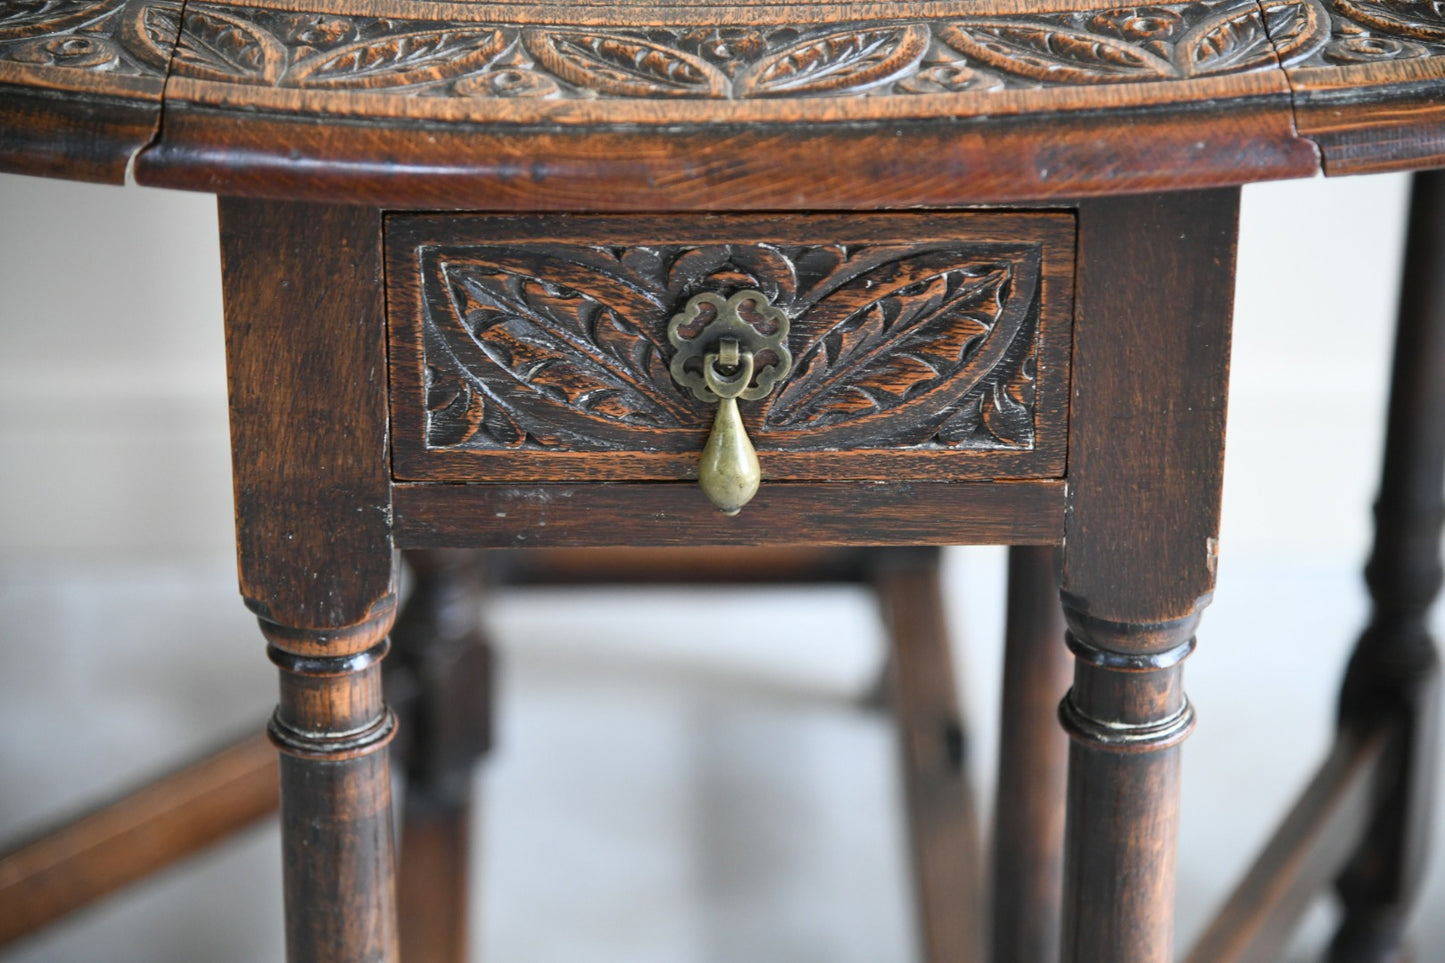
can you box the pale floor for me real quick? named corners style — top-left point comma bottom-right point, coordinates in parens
top-left (0, 550), bottom-right (1442, 962)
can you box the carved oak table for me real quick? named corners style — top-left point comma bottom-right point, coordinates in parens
top-left (2, 0), bottom-right (1444, 961)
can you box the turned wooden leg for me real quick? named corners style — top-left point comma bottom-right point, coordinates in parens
top-left (221, 198), bottom-right (400, 963)
top-left (265, 615), bottom-right (400, 961)
top-left (990, 545), bottom-right (1070, 963)
top-left (390, 550), bottom-right (495, 963)
top-left (1058, 190), bottom-right (1238, 962)
top-left (1327, 170), bottom-right (1445, 963)
top-left (871, 547), bottom-right (984, 963)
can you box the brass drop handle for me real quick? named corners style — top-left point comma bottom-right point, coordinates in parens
top-left (668, 290), bottom-right (792, 516)
top-left (698, 339), bottom-right (759, 516)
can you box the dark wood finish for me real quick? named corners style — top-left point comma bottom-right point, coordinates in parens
top-left (871, 547), bottom-right (984, 963)
top-left (220, 198), bottom-right (401, 963)
top-left (10, 0), bottom-right (1445, 198)
top-left (1057, 189), bottom-right (1238, 963)
top-left (219, 198), bottom-right (396, 633)
top-left (6, 5), bottom-right (1445, 959)
top-left (0, 88), bottom-right (161, 185)
top-left (136, 103), bottom-right (1318, 210)
top-left (990, 545), bottom-right (1070, 963)
top-left (0, 0), bottom-right (173, 183)
top-left (386, 212), bottom-right (1074, 484)
top-left (263, 615), bottom-right (399, 963)
top-left (121, 0), bottom-right (1322, 205)
top-left (397, 800), bottom-right (473, 963)
top-left (393, 480), bottom-right (1066, 548)
top-left (1285, 5), bottom-right (1445, 175)
top-left (0, 731), bottom-right (277, 947)
top-left (389, 550), bottom-right (495, 963)
top-left (1327, 168), bottom-right (1445, 963)
top-left (1184, 726), bottom-right (1394, 963)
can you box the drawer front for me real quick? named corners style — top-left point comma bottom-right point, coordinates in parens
top-left (387, 212), bottom-right (1074, 483)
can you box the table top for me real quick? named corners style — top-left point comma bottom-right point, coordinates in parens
top-left (2, 0), bottom-right (1443, 208)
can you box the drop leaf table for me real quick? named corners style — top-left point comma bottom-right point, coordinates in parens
top-left (1, 0), bottom-right (1444, 960)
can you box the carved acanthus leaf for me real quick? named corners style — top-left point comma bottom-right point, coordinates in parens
top-left (415, 241), bottom-right (1042, 453)
top-left (1260, 0), bottom-right (1330, 64)
top-left (1176, 4), bottom-right (1277, 75)
top-left (768, 266), bottom-right (1011, 429)
top-left (940, 20), bottom-right (1176, 83)
top-left (117, 0), bottom-right (182, 72)
top-left (1334, 0), bottom-right (1445, 42)
top-left (522, 28), bottom-right (729, 98)
top-left (0, 0), bottom-right (113, 41)
top-left (10, 0), bottom-right (1442, 96)
top-left (168, 2), bottom-right (284, 83)
top-left (734, 25), bottom-right (930, 96)
top-left (285, 27), bottom-right (508, 88)
top-left (441, 265), bottom-right (691, 435)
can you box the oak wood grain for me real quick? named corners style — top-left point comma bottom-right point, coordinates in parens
top-left (873, 548), bottom-right (984, 963)
top-left (221, 198), bottom-right (403, 963)
top-left (0, 0), bottom-right (175, 183)
top-left (219, 198), bottom-right (397, 634)
top-left (135, 102), bottom-right (1318, 209)
top-left (990, 546), bottom-right (1070, 963)
top-left (392, 480), bottom-right (1066, 548)
top-left (386, 211), bottom-right (1074, 484)
top-left (0, 731), bottom-right (278, 947)
top-left (1057, 189), bottom-right (1239, 963)
top-left (8, 0), bottom-right (1445, 196)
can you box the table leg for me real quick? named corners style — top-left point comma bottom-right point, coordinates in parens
top-left (220, 198), bottom-right (401, 963)
top-left (1059, 189), bottom-right (1239, 962)
top-left (391, 550), bottom-right (495, 963)
top-left (1328, 169), bottom-right (1445, 963)
top-left (990, 545), bottom-right (1069, 963)
top-left (872, 547), bottom-right (984, 963)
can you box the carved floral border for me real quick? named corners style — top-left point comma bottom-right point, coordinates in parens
top-left (4, 0), bottom-right (1443, 98)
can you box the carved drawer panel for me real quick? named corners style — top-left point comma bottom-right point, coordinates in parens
top-left (386, 213), bottom-right (1074, 483)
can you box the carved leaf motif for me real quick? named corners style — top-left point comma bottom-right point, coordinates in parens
top-left (522, 28), bottom-right (728, 98)
top-left (1175, 4), bottom-right (1276, 76)
top-left (169, 3), bottom-right (285, 84)
top-left (735, 24), bottom-right (929, 97)
top-left (437, 263), bottom-right (693, 437)
top-left (118, 0), bottom-right (181, 72)
top-left (1335, 0), bottom-right (1445, 42)
top-left (769, 268), bottom-right (1009, 428)
top-left (0, 0), bottom-right (113, 41)
top-left (285, 27), bottom-right (507, 89)
top-left (940, 19), bottom-right (1175, 84)
top-left (1259, 0), bottom-right (1330, 65)
top-left (418, 241), bottom-right (1042, 453)
top-left (981, 353), bottom-right (1035, 446)
top-left (425, 363), bottom-right (490, 447)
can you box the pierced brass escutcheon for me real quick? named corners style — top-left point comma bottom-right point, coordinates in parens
top-left (668, 290), bottom-right (792, 515)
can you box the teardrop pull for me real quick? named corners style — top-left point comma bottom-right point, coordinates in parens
top-left (698, 394), bottom-right (760, 516)
top-left (666, 291), bottom-right (793, 516)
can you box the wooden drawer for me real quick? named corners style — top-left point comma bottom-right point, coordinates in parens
top-left (386, 212), bottom-right (1074, 484)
